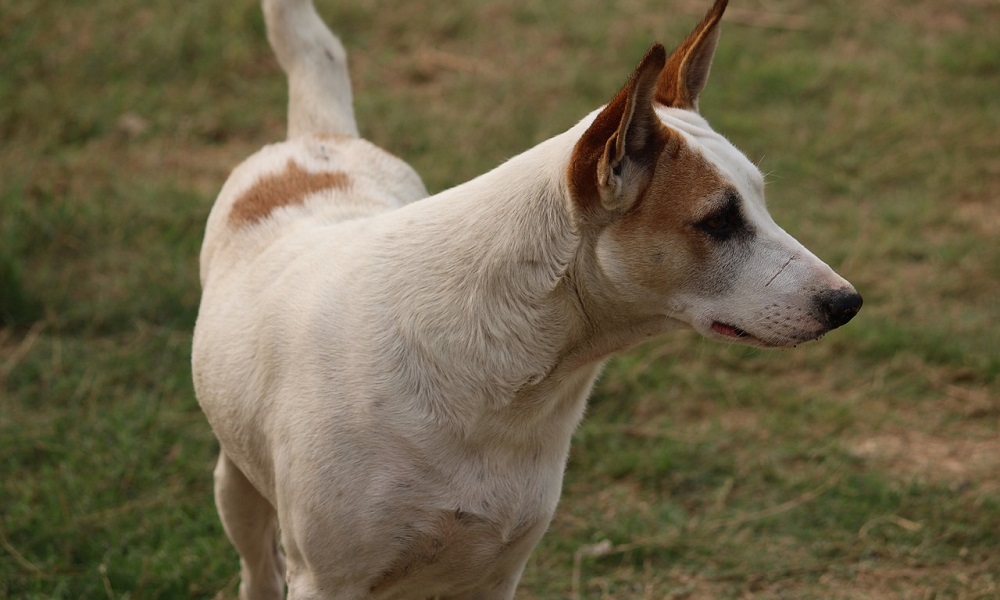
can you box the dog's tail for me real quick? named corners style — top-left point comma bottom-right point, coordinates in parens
top-left (262, 0), bottom-right (359, 138)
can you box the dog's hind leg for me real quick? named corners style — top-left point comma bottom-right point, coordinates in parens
top-left (214, 452), bottom-right (285, 600)
top-left (262, 0), bottom-right (359, 139)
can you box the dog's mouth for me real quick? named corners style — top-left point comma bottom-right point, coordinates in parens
top-left (711, 321), bottom-right (751, 339)
top-left (709, 321), bottom-right (783, 348)
top-left (709, 320), bottom-right (806, 349)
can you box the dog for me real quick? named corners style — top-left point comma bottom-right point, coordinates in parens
top-left (192, 0), bottom-right (862, 597)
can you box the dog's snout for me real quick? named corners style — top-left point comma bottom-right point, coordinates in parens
top-left (816, 287), bottom-right (863, 330)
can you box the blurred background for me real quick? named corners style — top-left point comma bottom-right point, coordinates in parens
top-left (1, 0), bottom-right (997, 597)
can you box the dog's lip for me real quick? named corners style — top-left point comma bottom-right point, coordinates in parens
top-left (708, 321), bottom-right (785, 348)
top-left (709, 320), bottom-right (808, 348)
top-left (710, 321), bottom-right (751, 339)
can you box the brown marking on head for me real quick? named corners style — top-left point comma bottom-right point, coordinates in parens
top-left (655, 0), bottom-right (728, 110)
top-left (569, 0), bottom-right (730, 222)
top-left (568, 44), bottom-right (668, 221)
top-left (228, 159), bottom-right (350, 226)
top-left (609, 129), bottom-right (731, 292)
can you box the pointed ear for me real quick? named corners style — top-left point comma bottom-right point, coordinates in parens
top-left (655, 0), bottom-right (728, 111)
top-left (569, 44), bottom-right (668, 215)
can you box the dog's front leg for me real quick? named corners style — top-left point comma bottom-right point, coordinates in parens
top-left (214, 452), bottom-right (286, 600)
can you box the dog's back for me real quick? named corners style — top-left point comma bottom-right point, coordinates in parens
top-left (198, 135), bottom-right (425, 286)
top-left (197, 0), bottom-right (426, 287)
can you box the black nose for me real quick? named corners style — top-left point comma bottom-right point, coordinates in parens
top-left (816, 288), bottom-right (863, 330)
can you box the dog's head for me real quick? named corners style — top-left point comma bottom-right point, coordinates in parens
top-left (567, 0), bottom-right (861, 348)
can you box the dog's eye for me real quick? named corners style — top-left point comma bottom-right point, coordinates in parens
top-left (701, 214), bottom-right (730, 232)
top-left (696, 192), bottom-right (744, 240)
top-left (697, 210), bottom-right (737, 239)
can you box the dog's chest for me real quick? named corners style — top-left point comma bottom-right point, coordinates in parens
top-left (361, 424), bottom-right (578, 595)
top-left (368, 504), bottom-right (549, 595)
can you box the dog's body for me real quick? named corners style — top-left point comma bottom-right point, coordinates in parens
top-left (193, 0), bottom-right (862, 598)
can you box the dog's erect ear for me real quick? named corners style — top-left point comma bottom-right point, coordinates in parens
top-left (569, 44), bottom-right (668, 215)
top-left (655, 0), bottom-right (728, 111)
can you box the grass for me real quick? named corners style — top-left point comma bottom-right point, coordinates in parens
top-left (2, 0), bottom-right (998, 598)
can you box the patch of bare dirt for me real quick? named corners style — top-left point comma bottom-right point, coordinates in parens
top-left (848, 429), bottom-right (1000, 493)
top-left (956, 194), bottom-right (1000, 239)
top-left (888, 0), bottom-right (1000, 36)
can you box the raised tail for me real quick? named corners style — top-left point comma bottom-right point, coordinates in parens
top-left (262, 0), bottom-right (359, 138)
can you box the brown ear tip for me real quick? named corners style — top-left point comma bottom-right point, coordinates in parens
top-left (710, 0), bottom-right (730, 20)
top-left (644, 43), bottom-right (668, 68)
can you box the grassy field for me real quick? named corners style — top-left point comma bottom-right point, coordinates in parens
top-left (2, 0), bottom-right (998, 598)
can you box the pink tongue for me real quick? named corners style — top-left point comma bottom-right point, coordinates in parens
top-left (711, 322), bottom-right (742, 337)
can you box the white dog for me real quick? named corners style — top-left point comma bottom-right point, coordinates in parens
top-left (192, 0), bottom-right (862, 597)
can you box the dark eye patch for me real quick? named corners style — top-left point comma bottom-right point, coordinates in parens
top-left (695, 190), bottom-right (746, 241)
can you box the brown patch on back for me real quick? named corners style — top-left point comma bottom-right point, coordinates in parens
top-left (229, 159), bottom-right (350, 226)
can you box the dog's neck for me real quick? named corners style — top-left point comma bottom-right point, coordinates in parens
top-left (367, 117), bottom-right (683, 441)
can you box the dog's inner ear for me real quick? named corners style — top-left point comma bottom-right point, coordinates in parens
top-left (570, 43), bottom-right (668, 215)
top-left (655, 0), bottom-right (728, 111)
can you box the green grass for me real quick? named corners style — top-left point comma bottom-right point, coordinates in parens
top-left (2, 0), bottom-right (998, 598)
